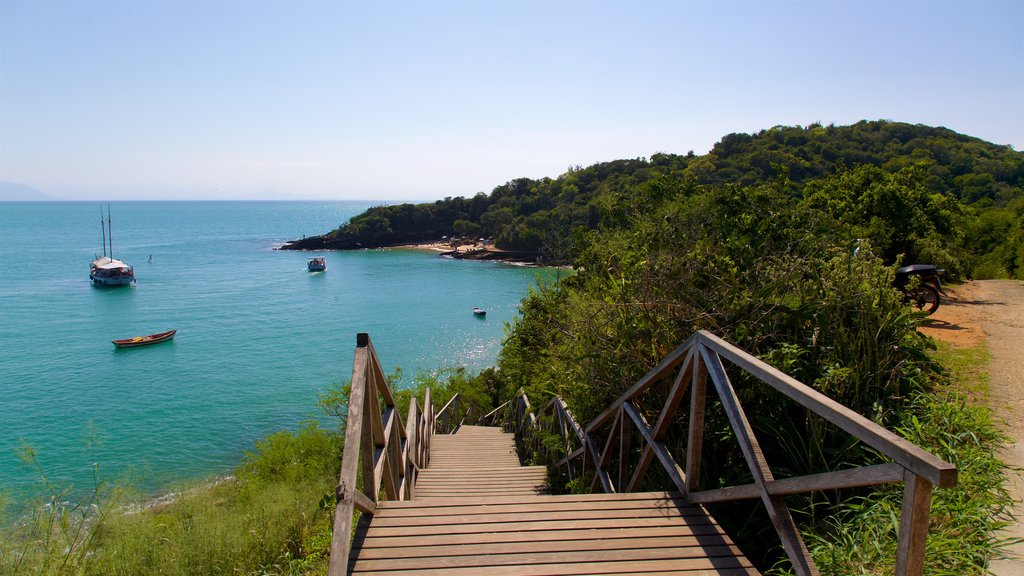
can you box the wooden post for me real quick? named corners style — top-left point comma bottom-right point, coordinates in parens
top-left (423, 388), bottom-right (432, 468)
top-left (685, 353), bottom-right (708, 495)
top-left (328, 337), bottom-right (370, 576)
top-left (700, 344), bottom-right (818, 576)
top-left (618, 404), bottom-right (632, 491)
top-left (895, 471), bottom-right (933, 576)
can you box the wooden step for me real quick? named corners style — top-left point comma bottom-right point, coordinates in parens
top-left (349, 491), bottom-right (758, 575)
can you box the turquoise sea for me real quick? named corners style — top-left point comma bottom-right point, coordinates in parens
top-left (0, 201), bottom-right (557, 503)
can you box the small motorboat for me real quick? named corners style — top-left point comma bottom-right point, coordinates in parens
top-left (472, 307), bottom-right (486, 317)
top-left (308, 257), bottom-right (327, 272)
top-left (112, 329), bottom-right (176, 349)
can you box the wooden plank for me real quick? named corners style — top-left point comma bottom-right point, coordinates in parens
top-left (585, 332), bottom-right (701, 432)
top-left (360, 372), bottom-right (380, 505)
top-left (628, 349), bottom-right (694, 492)
top-left (350, 556), bottom-right (758, 575)
top-left (597, 409), bottom-right (622, 470)
top-left (355, 534), bottom-right (729, 559)
top-left (895, 471), bottom-right (933, 576)
top-left (373, 498), bottom-right (697, 518)
top-left (352, 489), bottom-right (375, 514)
top-left (688, 463), bottom-right (905, 504)
top-left (381, 490), bottom-right (683, 508)
top-left (618, 405), bottom-right (632, 491)
top-left (415, 470), bottom-right (547, 477)
top-left (413, 489), bottom-right (546, 495)
top-left (363, 335), bottom-right (398, 414)
top-left (350, 544), bottom-right (751, 572)
top-left (363, 516), bottom-right (698, 537)
top-left (387, 407), bottom-right (405, 492)
top-left (415, 482), bottom-right (547, 489)
top-left (435, 394), bottom-right (459, 432)
top-left (700, 344), bottom-right (817, 576)
top-left (413, 486), bottom-right (545, 492)
top-left (696, 331), bottom-right (956, 488)
top-left (355, 524), bottom-right (728, 548)
top-left (481, 400), bottom-right (511, 421)
top-left (329, 345), bottom-right (369, 576)
top-left (368, 506), bottom-right (711, 527)
top-left (402, 400), bottom-right (419, 498)
top-left (373, 407), bottom-right (398, 500)
top-left (685, 352), bottom-right (708, 495)
top-left (623, 403), bottom-right (688, 496)
top-left (626, 442), bottom-right (655, 492)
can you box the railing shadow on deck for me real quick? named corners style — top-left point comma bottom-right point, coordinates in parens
top-left (328, 333), bottom-right (482, 576)
top-left (485, 330), bottom-right (958, 576)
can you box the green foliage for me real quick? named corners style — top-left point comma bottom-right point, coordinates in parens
top-left (390, 366), bottom-right (497, 425)
top-left (800, 165), bottom-right (966, 271)
top-left (493, 157), bottom-right (1011, 571)
top-left (801, 388), bottom-right (1014, 576)
top-left (1, 423), bottom-right (341, 576)
top-left (304, 121), bottom-right (1022, 277)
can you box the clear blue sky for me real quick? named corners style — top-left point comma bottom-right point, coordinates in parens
top-left (1, 0), bottom-right (1021, 201)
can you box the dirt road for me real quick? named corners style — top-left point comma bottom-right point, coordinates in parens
top-left (921, 280), bottom-right (1024, 575)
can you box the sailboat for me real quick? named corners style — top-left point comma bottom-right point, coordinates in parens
top-left (90, 205), bottom-right (135, 286)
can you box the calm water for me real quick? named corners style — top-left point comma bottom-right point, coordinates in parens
top-left (0, 201), bottom-right (557, 501)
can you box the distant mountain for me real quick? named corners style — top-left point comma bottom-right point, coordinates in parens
top-left (0, 182), bottom-right (60, 201)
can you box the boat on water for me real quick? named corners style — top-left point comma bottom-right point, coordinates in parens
top-left (308, 257), bottom-right (327, 272)
top-left (91, 256), bottom-right (135, 286)
top-left (91, 205), bottom-right (135, 286)
top-left (112, 329), bottom-right (176, 349)
top-left (472, 306), bottom-right (486, 317)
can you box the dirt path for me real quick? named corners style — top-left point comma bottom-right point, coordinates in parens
top-left (920, 280), bottom-right (1024, 574)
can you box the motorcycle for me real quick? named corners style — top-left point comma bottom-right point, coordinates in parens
top-left (894, 264), bottom-right (946, 315)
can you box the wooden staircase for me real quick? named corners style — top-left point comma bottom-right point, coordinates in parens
top-left (348, 425), bottom-right (756, 575)
top-left (413, 425), bottom-right (547, 498)
top-left (330, 333), bottom-right (957, 576)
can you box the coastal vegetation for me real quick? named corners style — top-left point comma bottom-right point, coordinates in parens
top-left (2, 120), bottom-right (1019, 574)
top-left (0, 369), bottom-right (491, 576)
top-left (483, 123), bottom-right (1019, 572)
top-left (0, 423), bottom-right (341, 576)
top-left (285, 120), bottom-right (1023, 280)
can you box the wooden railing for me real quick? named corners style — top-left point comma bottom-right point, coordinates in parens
top-left (328, 335), bottom-right (491, 576)
top-left (434, 392), bottom-right (481, 434)
top-left (328, 334), bottom-right (434, 576)
top-left (492, 330), bottom-right (958, 576)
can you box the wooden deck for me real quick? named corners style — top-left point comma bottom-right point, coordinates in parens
top-left (348, 425), bottom-right (757, 575)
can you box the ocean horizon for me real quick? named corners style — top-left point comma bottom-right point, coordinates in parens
top-left (0, 201), bottom-right (559, 505)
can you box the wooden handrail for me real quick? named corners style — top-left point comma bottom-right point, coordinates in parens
top-left (493, 330), bottom-right (958, 576)
top-left (433, 392), bottom-right (483, 434)
top-left (329, 334), bottom-right (434, 576)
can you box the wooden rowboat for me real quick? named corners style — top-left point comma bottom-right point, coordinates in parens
top-left (112, 329), bottom-right (176, 348)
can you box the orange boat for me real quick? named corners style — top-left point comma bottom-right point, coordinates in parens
top-left (112, 329), bottom-right (176, 349)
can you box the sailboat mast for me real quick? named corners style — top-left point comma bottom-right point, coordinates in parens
top-left (107, 203), bottom-right (113, 259)
top-left (100, 206), bottom-right (107, 258)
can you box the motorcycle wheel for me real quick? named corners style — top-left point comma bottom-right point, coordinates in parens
top-left (908, 284), bottom-right (941, 315)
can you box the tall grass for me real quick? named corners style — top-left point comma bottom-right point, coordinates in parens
top-left (795, 343), bottom-right (1016, 576)
top-left (2, 367), bottom-right (492, 576)
top-left (0, 422), bottom-right (341, 576)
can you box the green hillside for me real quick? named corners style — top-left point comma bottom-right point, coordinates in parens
top-left (285, 120), bottom-right (1023, 278)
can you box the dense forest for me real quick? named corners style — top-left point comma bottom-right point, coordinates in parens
top-left (285, 120), bottom-right (1023, 279)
